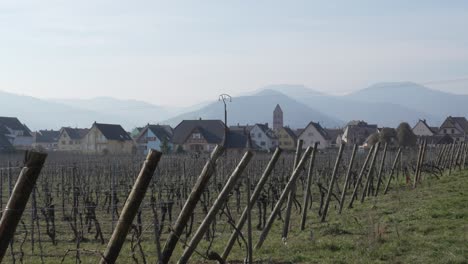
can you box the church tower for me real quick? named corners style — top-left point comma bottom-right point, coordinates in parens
top-left (273, 104), bottom-right (283, 130)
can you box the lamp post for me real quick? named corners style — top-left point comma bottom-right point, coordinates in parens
top-left (219, 94), bottom-right (232, 127)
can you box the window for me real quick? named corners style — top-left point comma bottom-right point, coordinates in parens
top-left (451, 129), bottom-right (455, 134)
top-left (192, 133), bottom-right (201, 139)
top-left (260, 141), bottom-right (266, 146)
top-left (258, 133), bottom-right (261, 138)
top-left (62, 140), bottom-right (66, 145)
top-left (250, 133), bottom-right (255, 138)
top-left (69, 140), bottom-right (73, 145)
top-left (444, 129), bottom-right (447, 133)
top-left (308, 132), bottom-right (314, 136)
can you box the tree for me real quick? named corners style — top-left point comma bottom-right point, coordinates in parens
top-left (396, 122), bottom-right (417, 147)
top-left (379, 127), bottom-right (397, 145)
top-left (367, 132), bottom-right (380, 146)
top-left (161, 138), bottom-right (171, 154)
top-left (176, 145), bottom-right (184, 154)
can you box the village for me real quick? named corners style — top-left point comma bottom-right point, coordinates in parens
top-left (0, 104), bottom-right (466, 155)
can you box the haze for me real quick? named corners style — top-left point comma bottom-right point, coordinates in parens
top-left (1, 0), bottom-right (467, 106)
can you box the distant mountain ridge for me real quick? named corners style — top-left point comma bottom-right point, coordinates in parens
top-left (1, 82), bottom-right (465, 131)
top-left (163, 92), bottom-right (342, 128)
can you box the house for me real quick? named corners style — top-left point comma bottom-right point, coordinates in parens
top-left (249, 123), bottom-right (278, 151)
top-left (135, 124), bottom-right (173, 154)
top-left (229, 124), bottom-right (254, 133)
top-left (298, 122), bottom-right (331, 149)
top-left (412, 119), bottom-right (438, 137)
top-left (32, 130), bottom-right (60, 151)
top-left (224, 129), bottom-right (256, 154)
top-left (438, 116), bottom-right (468, 143)
top-left (324, 128), bottom-right (343, 148)
top-left (57, 127), bottom-right (90, 152)
top-left (273, 104), bottom-right (283, 130)
top-left (0, 116), bottom-right (34, 149)
top-left (412, 119), bottom-right (441, 145)
top-left (82, 122), bottom-right (135, 154)
top-left (0, 133), bottom-right (14, 152)
top-left (276, 126), bottom-right (297, 151)
top-left (172, 119), bottom-right (226, 152)
top-left (342, 120), bottom-right (378, 146)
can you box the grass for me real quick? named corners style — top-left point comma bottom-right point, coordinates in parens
top-left (4, 169), bottom-right (467, 263)
top-left (218, 169), bottom-right (468, 264)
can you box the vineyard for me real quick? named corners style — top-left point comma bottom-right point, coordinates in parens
top-left (0, 141), bottom-right (466, 263)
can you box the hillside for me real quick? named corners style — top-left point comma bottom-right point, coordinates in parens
top-left (345, 82), bottom-right (468, 119)
top-left (163, 92), bottom-right (343, 128)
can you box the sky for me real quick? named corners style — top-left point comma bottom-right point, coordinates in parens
top-left (1, 0), bottom-right (467, 106)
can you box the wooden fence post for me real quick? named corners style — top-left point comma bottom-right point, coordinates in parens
top-left (320, 143), bottom-right (345, 222)
top-left (300, 142), bottom-right (319, 230)
top-left (374, 143), bottom-right (388, 196)
top-left (348, 144), bottom-right (375, 208)
top-left (360, 142), bottom-right (380, 203)
top-left (282, 140), bottom-right (303, 239)
top-left (100, 150), bottom-right (162, 264)
top-left (338, 144), bottom-right (357, 214)
top-left (221, 148), bottom-right (282, 261)
top-left (255, 147), bottom-right (312, 250)
top-left (0, 151), bottom-right (47, 262)
top-left (177, 151), bottom-right (253, 264)
top-left (160, 145), bottom-right (224, 264)
top-left (383, 148), bottom-right (402, 194)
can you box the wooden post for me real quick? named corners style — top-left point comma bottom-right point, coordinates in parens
top-left (413, 142), bottom-right (424, 188)
top-left (160, 145), bottom-right (224, 264)
top-left (300, 142), bottom-right (319, 230)
top-left (0, 151), bottom-right (47, 262)
top-left (436, 144), bottom-right (446, 166)
top-left (178, 151), bottom-right (253, 264)
top-left (360, 142), bottom-right (380, 203)
top-left (282, 140), bottom-right (303, 240)
top-left (320, 143), bottom-right (345, 222)
top-left (418, 140), bottom-right (428, 182)
top-left (383, 148), bottom-right (402, 194)
top-left (245, 169), bottom-right (253, 264)
top-left (463, 143), bottom-right (467, 170)
top-left (374, 143), bottom-right (388, 196)
top-left (348, 144), bottom-right (375, 208)
top-left (448, 143), bottom-right (456, 175)
top-left (255, 147), bottom-right (312, 250)
top-left (338, 144), bottom-right (357, 214)
top-left (221, 148), bottom-right (282, 261)
top-left (100, 150), bottom-right (162, 264)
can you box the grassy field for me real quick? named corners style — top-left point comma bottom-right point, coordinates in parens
top-left (213, 169), bottom-right (468, 264)
top-left (6, 168), bottom-right (467, 263)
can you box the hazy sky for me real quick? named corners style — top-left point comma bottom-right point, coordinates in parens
top-left (1, 0), bottom-right (467, 106)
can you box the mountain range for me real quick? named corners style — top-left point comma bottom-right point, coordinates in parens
top-left (1, 82), bottom-right (466, 131)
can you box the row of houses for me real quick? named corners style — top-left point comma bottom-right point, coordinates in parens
top-left (1, 106), bottom-right (467, 154)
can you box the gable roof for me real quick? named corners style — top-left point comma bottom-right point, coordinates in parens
top-left (61, 127), bottom-right (89, 140)
top-left (172, 120), bottom-right (226, 144)
top-left (0, 133), bottom-right (13, 151)
top-left (0, 116), bottom-right (32, 137)
top-left (282, 126), bottom-right (298, 140)
top-left (35, 130), bottom-right (60, 143)
top-left (451, 117), bottom-right (468, 133)
top-left (147, 125), bottom-right (172, 141)
top-left (224, 129), bottom-right (254, 149)
top-left (300, 122), bottom-right (330, 140)
top-left (294, 128), bottom-right (304, 137)
top-left (254, 123), bottom-right (277, 139)
top-left (94, 123), bottom-right (132, 141)
top-left (324, 128), bottom-right (343, 140)
top-left (414, 119), bottom-right (437, 134)
top-left (0, 125), bottom-right (9, 135)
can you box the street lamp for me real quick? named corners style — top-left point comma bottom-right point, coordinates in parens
top-left (219, 94), bottom-right (232, 127)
